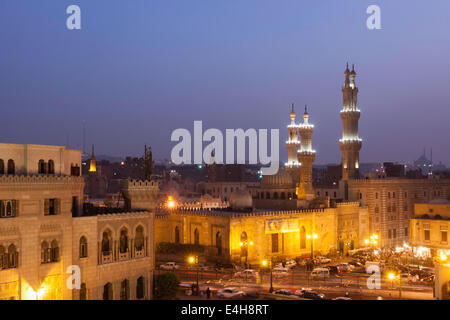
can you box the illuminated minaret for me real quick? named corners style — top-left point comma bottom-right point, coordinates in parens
top-left (297, 105), bottom-right (316, 200)
top-left (89, 145), bottom-right (97, 173)
top-left (285, 103), bottom-right (301, 184)
top-left (340, 63), bottom-right (362, 180)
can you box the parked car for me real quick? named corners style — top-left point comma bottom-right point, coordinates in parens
top-left (336, 263), bottom-right (354, 272)
top-left (311, 267), bottom-right (330, 279)
top-left (234, 269), bottom-right (259, 279)
top-left (159, 262), bottom-right (180, 270)
top-left (298, 290), bottom-right (326, 300)
top-left (285, 259), bottom-right (297, 269)
top-left (273, 289), bottom-right (297, 298)
top-left (272, 267), bottom-right (289, 277)
top-left (333, 297), bottom-right (352, 300)
top-left (214, 262), bottom-right (235, 271)
top-left (326, 265), bottom-right (341, 275)
top-left (216, 288), bottom-right (246, 299)
top-left (316, 256), bottom-right (331, 264)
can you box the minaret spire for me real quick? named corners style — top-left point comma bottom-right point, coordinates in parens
top-left (89, 144), bottom-right (97, 172)
top-left (286, 103), bottom-right (301, 184)
top-left (297, 104), bottom-right (315, 200)
top-left (340, 63), bottom-right (362, 181)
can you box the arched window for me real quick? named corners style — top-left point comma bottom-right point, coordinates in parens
top-left (102, 229), bottom-right (112, 255)
top-left (103, 283), bottom-right (113, 300)
top-left (136, 277), bottom-right (145, 299)
top-left (8, 244), bottom-right (17, 268)
top-left (119, 228), bottom-right (129, 253)
top-left (0, 159), bottom-right (4, 175)
top-left (300, 226), bottom-right (306, 249)
top-left (41, 241), bottom-right (50, 264)
top-left (0, 245), bottom-right (5, 269)
top-left (174, 226), bottom-right (180, 244)
top-left (216, 232), bottom-right (222, 255)
top-left (194, 228), bottom-right (200, 245)
top-left (120, 279), bottom-right (130, 300)
top-left (80, 283), bottom-right (87, 300)
top-left (79, 236), bottom-right (88, 258)
top-left (266, 192), bottom-right (270, 199)
top-left (135, 226), bottom-right (144, 251)
top-left (50, 240), bottom-right (59, 262)
top-left (7, 160), bottom-right (14, 175)
top-left (273, 192), bottom-right (279, 199)
top-left (260, 192), bottom-right (264, 199)
top-left (280, 192), bottom-right (286, 199)
top-left (38, 160), bottom-right (46, 174)
top-left (48, 160), bottom-right (55, 174)
top-left (6, 202), bottom-right (11, 217)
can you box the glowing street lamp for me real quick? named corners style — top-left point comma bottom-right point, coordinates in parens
top-left (167, 196), bottom-right (175, 209)
top-left (261, 259), bottom-right (273, 293)
top-left (188, 255), bottom-right (199, 296)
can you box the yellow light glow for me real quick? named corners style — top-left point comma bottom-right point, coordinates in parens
top-left (440, 253), bottom-right (448, 262)
top-left (249, 241), bottom-right (254, 246)
top-left (262, 260), bottom-right (268, 267)
top-left (188, 256), bottom-right (195, 264)
top-left (167, 200), bottom-right (175, 208)
top-left (313, 233), bottom-right (318, 239)
top-left (388, 273), bottom-right (396, 280)
top-left (239, 242), bottom-right (244, 247)
top-left (364, 239), bottom-right (370, 245)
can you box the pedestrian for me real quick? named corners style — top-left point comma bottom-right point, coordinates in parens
top-left (206, 287), bottom-right (211, 299)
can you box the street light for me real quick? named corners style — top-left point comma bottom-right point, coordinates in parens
top-left (306, 233), bottom-right (318, 259)
top-left (387, 271), bottom-right (402, 299)
top-left (188, 255), bottom-right (199, 296)
top-left (240, 239), bottom-right (253, 267)
top-left (167, 196), bottom-right (175, 209)
top-left (262, 259), bottom-right (273, 293)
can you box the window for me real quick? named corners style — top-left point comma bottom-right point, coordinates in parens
top-left (280, 192), bottom-right (285, 200)
top-left (216, 232), bottom-right (222, 255)
top-left (404, 227), bottom-right (408, 237)
top-left (38, 160), bottom-right (46, 174)
top-left (174, 226), bottom-right (180, 244)
top-left (271, 233), bottom-right (279, 253)
top-left (79, 236), bottom-right (88, 258)
top-left (135, 226), bottom-right (145, 251)
top-left (7, 160), bottom-right (14, 175)
top-left (424, 230), bottom-right (431, 241)
top-left (136, 277), bottom-right (145, 299)
top-left (71, 165), bottom-right (80, 176)
top-left (80, 283), bottom-right (87, 300)
top-left (0, 200), bottom-right (18, 218)
top-left (194, 228), bottom-right (200, 245)
top-left (120, 279), bottom-right (129, 300)
top-left (103, 283), bottom-right (113, 300)
top-left (273, 192), bottom-right (278, 199)
top-left (7, 244), bottom-right (17, 268)
top-left (119, 228), bottom-right (129, 253)
top-left (44, 199), bottom-right (60, 215)
top-left (50, 240), bottom-right (59, 262)
top-left (375, 193), bottom-right (378, 199)
top-left (374, 206), bottom-right (379, 214)
top-left (0, 246), bottom-right (5, 270)
top-left (388, 230), bottom-right (392, 239)
top-left (442, 231), bottom-right (448, 243)
top-left (266, 192), bottom-right (270, 199)
top-left (403, 205), bottom-right (408, 212)
top-left (393, 229), bottom-right (397, 239)
top-left (48, 160), bottom-right (55, 174)
top-left (102, 229), bottom-right (112, 255)
top-left (41, 241), bottom-right (50, 263)
top-left (0, 159), bottom-right (4, 174)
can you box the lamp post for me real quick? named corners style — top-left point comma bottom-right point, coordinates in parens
top-left (387, 271), bottom-right (402, 299)
top-left (262, 259), bottom-right (273, 293)
top-left (188, 255), bottom-right (199, 296)
top-left (306, 233), bottom-right (318, 259)
top-left (240, 240), bottom-right (254, 268)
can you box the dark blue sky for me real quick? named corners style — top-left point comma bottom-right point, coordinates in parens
top-left (1, 0), bottom-right (449, 165)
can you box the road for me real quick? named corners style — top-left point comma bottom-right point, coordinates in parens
top-left (158, 266), bottom-right (434, 300)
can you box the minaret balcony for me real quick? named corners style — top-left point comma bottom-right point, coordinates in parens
top-left (286, 140), bottom-right (300, 144)
top-left (285, 161), bottom-right (301, 167)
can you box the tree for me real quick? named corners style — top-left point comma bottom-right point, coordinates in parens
top-left (154, 272), bottom-right (180, 300)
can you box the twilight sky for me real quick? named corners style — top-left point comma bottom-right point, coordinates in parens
top-left (0, 0), bottom-right (449, 165)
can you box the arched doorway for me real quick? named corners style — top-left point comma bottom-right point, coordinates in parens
top-left (194, 228), bottom-right (199, 245)
top-left (103, 283), bottom-right (113, 300)
top-left (174, 226), bottom-right (180, 244)
top-left (216, 232), bottom-right (222, 256)
top-left (300, 226), bottom-right (306, 249)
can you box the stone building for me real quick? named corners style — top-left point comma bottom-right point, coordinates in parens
top-left (0, 143), bottom-right (157, 300)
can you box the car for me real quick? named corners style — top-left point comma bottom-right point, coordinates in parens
top-left (316, 256), bottom-right (331, 264)
top-left (285, 259), bottom-right (297, 269)
top-left (215, 262), bottom-right (235, 271)
top-left (273, 289), bottom-right (298, 298)
top-left (187, 263), bottom-right (209, 270)
top-left (159, 262), bottom-right (180, 270)
top-left (333, 297), bottom-right (352, 300)
top-left (336, 263), bottom-right (353, 272)
top-left (216, 288), bottom-right (246, 299)
top-left (311, 267), bottom-right (330, 279)
top-left (234, 269), bottom-right (259, 279)
top-left (272, 267), bottom-right (289, 277)
top-left (348, 261), bottom-right (363, 268)
top-left (326, 265), bottom-right (341, 275)
top-left (298, 290), bottom-right (326, 300)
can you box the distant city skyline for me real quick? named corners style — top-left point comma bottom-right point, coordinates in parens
top-left (1, 1), bottom-right (450, 166)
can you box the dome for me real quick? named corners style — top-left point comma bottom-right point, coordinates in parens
top-left (260, 168), bottom-right (294, 189)
top-left (229, 188), bottom-right (253, 210)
